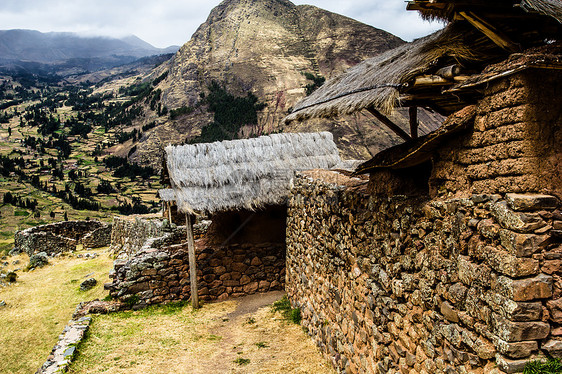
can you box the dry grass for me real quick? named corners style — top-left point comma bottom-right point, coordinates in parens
top-left (0, 250), bottom-right (113, 374)
top-left (69, 297), bottom-right (335, 374)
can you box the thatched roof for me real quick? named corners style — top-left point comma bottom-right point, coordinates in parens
top-left (284, 24), bottom-right (476, 123)
top-left (409, 0), bottom-right (562, 23)
top-left (448, 42), bottom-right (562, 92)
top-left (158, 189), bottom-right (176, 202)
top-left (165, 132), bottom-right (342, 213)
top-left (285, 0), bottom-right (560, 126)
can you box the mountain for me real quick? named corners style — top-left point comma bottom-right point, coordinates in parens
top-left (0, 29), bottom-right (179, 75)
top-left (129, 0), bottom-right (426, 166)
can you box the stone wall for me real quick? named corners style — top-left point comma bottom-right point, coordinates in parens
top-left (110, 215), bottom-right (168, 258)
top-left (285, 70), bottom-right (562, 374)
top-left (105, 239), bottom-right (285, 308)
top-left (80, 224), bottom-right (113, 250)
top-left (14, 220), bottom-right (111, 256)
top-left (110, 215), bottom-right (209, 258)
top-left (431, 71), bottom-right (562, 197)
top-left (287, 172), bottom-right (562, 374)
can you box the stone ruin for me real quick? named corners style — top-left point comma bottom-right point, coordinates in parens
top-left (285, 69), bottom-right (562, 373)
top-left (105, 210), bottom-right (286, 308)
top-left (13, 220), bottom-right (112, 256)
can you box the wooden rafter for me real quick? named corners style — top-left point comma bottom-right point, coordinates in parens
top-left (458, 11), bottom-right (520, 52)
top-left (367, 107), bottom-right (411, 141)
top-left (409, 107), bottom-right (419, 139)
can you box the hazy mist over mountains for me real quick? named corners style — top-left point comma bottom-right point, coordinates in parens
top-left (0, 29), bottom-right (179, 74)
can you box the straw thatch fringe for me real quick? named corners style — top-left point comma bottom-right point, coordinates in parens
top-left (520, 0), bottom-right (562, 23)
top-left (158, 189), bottom-right (176, 202)
top-left (414, 0), bottom-right (562, 22)
top-left (284, 24), bottom-right (476, 124)
top-left (165, 132), bottom-right (342, 213)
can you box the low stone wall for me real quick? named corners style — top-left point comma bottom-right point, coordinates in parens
top-left (106, 240), bottom-right (285, 308)
top-left (14, 220), bottom-right (110, 256)
top-left (286, 171), bottom-right (562, 374)
top-left (80, 224), bottom-right (112, 249)
top-left (110, 215), bottom-right (167, 258)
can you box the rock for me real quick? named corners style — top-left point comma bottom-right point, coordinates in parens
top-left (494, 338), bottom-right (538, 359)
top-left (546, 298), bottom-right (562, 323)
top-left (29, 252), bottom-right (49, 269)
top-left (8, 248), bottom-right (21, 256)
top-left (491, 201), bottom-right (546, 233)
top-left (495, 353), bottom-right (535, 373)
top-left (0, 300), bottom-right (6, 307)
top-left (491, 313), bottom-right (550, 342)
top-left (483, 246), bottom-right (539, 278)
top-left (542, 340), bottom-right (562, 358)
top-left (441, 301), bottom-right (459, 323)
top-left (495, 274), bottom-right (552, 302)
top-left (79, 278), bottom-right (97, 291)
top-left (499, 230), bottom-right (547, 257)
top-left (506, 194), bottom-right (559, 212)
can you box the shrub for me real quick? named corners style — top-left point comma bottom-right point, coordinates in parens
top-left (6, 271), bottom-right (17, 282)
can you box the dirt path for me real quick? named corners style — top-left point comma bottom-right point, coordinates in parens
top-left (69, 291), bottom-right (336, 374)
top-left (199, 291), bottom-right (287, 373)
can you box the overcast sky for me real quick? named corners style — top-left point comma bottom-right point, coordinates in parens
top-left (0, 0), bottom-right (444, 48)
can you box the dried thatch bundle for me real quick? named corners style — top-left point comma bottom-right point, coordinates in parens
top-left (165, 132), bottom-right (342, 213)
top-left (284, 25), bottom-right (476, 123)
top-left (158, 189), bottom-right (176, 202)
top-left (520, 0), bottom-right (562, 23)
top-left (413, 0), bottom-right (562, 23)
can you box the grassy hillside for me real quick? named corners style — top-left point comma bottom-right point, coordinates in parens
top-left (0, 71), bottom-right (166, 252)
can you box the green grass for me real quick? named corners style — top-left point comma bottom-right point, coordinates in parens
top-left (14, 210), bottom-right (29, 217)
top-left (234, 357), bottom-right (251, 365)
top-left (524, 357), bottom-right (562, 373)
top-left (0, 252), bottom-right (113, 374)
top-left (272, 295), bottom-right (302, 324)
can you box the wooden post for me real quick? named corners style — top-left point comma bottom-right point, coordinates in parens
top-left (409, 106), bottom-right (419, 139)
top-left (367, 107), bottom-right (411, 141)
top-left (186, 213), bottom-right (199, 309)
top-left (167, 202), bottom-right (172, 223)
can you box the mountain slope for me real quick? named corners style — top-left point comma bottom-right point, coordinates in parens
top-left (130, 0), bottom-right (416, 166)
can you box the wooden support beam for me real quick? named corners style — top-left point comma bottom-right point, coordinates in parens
top-left (413, 75), bottom-right (453, 87)
top-left (367, 107), bottom-right (411, 142)
top-left (167, 202), bottom-right (172, 223)
top-left (186, 214), bottom-right (199, 309)
top-left (409, 106), bottom-right (419, 139)
top-left (458, 11), bottom-right (519, 52)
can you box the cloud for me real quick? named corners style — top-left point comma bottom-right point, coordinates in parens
top-left (0, 0), bottom-right (443, 47)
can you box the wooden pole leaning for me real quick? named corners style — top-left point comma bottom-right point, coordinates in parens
top-left (186, 213), bottom-right (199, 309)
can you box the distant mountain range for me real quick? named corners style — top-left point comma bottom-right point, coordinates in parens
top-left (0, 29), bottom-right (179, 75)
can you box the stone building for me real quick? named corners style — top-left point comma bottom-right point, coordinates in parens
top-left (106, 132), bottom-right (355, 307)
top-left (283, 1), bottom-right (562, 373)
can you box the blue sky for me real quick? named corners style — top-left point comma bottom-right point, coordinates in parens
top-left (0, 0), bottom-right (443, 48)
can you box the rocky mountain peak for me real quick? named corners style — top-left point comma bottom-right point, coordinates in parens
top-left (131, 0), bottom-right (408, 167)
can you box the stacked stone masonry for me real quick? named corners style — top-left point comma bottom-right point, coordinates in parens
top-left (287, 173), bottom-right (562, 374)
top-left (106, 238), bottom-right (285, 308)
top-left (14, 220), bottom-right (111, 256)
top-left (286, 70), bottom-right (562, 374)
top-left (110, 215), bottom-right (208, 258)
top-left (431, 72), bottom-right (562, 196)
